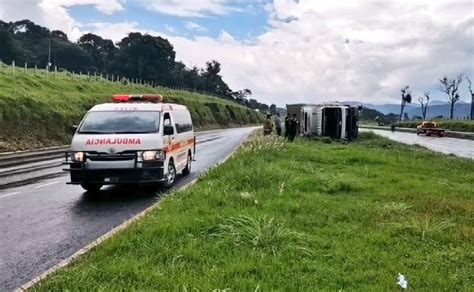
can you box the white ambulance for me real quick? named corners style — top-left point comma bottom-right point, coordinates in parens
top-left (65, 94), bottom-right (195, 192)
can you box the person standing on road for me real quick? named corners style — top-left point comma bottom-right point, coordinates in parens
top-left (284, 114), bottom-right (290, 138)
top-left (288, 113), bottom-right (300, 142)
top-left (263, 113), bottom-right (274, 136)
top-left (274, 113), bottom-right (282, 136)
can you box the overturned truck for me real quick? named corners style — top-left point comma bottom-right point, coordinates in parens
top-left (286, 103), bottom-right (359, 140)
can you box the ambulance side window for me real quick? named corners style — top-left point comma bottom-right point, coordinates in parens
top-left (163, 112), bottom-right (172, 127)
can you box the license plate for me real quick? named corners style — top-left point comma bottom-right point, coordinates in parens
top-left (104, 177), bottom-right (119, 182)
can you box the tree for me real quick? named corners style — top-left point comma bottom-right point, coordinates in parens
top-left (467, 77), bottom-right (473, 120)
top-left (399, 85), bottom-right (412, 121)
top-left (270, 104), bottom-right (277, 115)
top-left (201, 60), bottom-right (232, 98)
top-left (51, 40), bottom-right (93, 71)
top-left (51, 30), bottom-right (68, 41)
top-left (438, 74), bottom-right (463, 119)
top-left (418, 91), bottom-right (430, 120)
top-left (111, 33), bottom-right (176, 84)
top-left (231, 89), bottom-right (252, 104)
top-left (403, 112), bottom-right (409, 121)
top-left (78, 33), bottom-right (116, 72)
top-left (0, 26), bottom-right (15, 63)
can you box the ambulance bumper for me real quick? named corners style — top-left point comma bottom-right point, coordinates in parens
top-left (65, 163), bottom-right (165, 185)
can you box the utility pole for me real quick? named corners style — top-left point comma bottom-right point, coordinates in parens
top-left (47, 39), bottom-right (51, 71)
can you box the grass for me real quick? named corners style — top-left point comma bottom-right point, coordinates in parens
top-left (397, 120), bottom-right (474, 133)
top-left (0, 65), bottom-right (262, 151)
top-left (34, 132), bottom-right (474, 290)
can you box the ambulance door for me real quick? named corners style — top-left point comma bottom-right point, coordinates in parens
top-left (171, 111), bottom-right (189, 171)
top-left (162, 112), bottom-right (177, 165)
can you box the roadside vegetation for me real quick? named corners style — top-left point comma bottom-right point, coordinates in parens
top-left (0, 67), bottom-right (261, 151)
top-left (397, 120), bottom-right (474, 133)
top-left (35, 132), bottom-right (473, 290)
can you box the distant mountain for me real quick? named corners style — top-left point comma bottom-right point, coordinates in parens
top-left (347, 101), bottom-right (471, 119)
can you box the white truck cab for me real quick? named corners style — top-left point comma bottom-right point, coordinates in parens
top-left (65, 94), bottom-right (195, 192)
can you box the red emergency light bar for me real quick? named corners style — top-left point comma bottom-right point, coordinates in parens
top-left (112, 94), bottom-right (164, 103)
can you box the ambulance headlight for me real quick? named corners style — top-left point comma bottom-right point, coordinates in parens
top-left (73, 152), bottom-right (85, 162)
top-left (142, 150), bottom-right (165, 161)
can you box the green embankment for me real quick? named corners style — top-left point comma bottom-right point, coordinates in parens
top-left (0, 66), bottom-right (262, 151)
top-left (36, 133), bottom-right (473, 290)
top-left (397, 120), bottom-right (474, 133)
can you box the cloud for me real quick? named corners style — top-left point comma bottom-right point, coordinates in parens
top-left (184, 21), bottom-right (207, 32)
top-left (164, 24), bottom-right (176, 33)
top-left (85, 22), bottom-right (142, 42)
top-left (169, 0), bottom-right (474, 105)
top-left (136, 0), bottom-right (251, 17)
top-left (42, 0), bottom-right (124, 15)
top-left (0, 0), bottom-right (124, 40)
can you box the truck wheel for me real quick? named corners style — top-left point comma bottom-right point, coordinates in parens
top-left (182, 153), bottom-right (192, 176)
top-left (80, 183), bottom-right (102, 193)
top-left (162, 160), bottom-right (176, 189)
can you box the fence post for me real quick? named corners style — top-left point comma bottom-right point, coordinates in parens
top-left (79, 71), bottom-right (82, 78)
top-left (24, 62), bottom-right (27, 73)
top-left (0, 59), bottom-right (2, 69)
top-left (34, 64), bottom-right (37, 75)
top-left (55, 66), bottom-right (58, 78)
top-left (94, 72), bottom-right (97, 80)
top-left (12, 60), bottom-right (15, 75)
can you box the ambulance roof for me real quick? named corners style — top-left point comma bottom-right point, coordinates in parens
top-left (89, 103), bottom-right (188, 112)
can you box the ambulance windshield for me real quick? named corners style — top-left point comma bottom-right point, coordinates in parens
top-left (79, 111), bottom-right (161, 134)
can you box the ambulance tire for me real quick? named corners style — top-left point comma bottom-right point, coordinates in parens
top-left (162, 160), bottom-right (176, 189)
top-left (81, 183), bottom-right (102, 193)
top-left (182, 152), bottom-right (192, 176)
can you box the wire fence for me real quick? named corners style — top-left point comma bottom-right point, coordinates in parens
top-left (0, 59), bottom-right (234, 101)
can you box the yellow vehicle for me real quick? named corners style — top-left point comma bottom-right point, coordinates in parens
top-left (416, 121), bottom-right (446, 137)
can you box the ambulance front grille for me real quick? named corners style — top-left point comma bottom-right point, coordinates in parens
top-left (86, 151), bottom-right (137, 161)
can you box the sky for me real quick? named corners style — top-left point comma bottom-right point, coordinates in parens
top-left (0, 0), bottom-right (473, 106)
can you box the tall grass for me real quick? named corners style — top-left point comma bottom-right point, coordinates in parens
top-left (36, 134), bottom-right (473, 290)
top-left (0, 66), bottom-right (262, 151)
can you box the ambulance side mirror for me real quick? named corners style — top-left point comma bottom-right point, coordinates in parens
top-left (164, 125), bottom-right (174, 136)
top-left (71, 125), bottom-right (78, 135)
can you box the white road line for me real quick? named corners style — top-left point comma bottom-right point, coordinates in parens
top-left (34, 181), bottom-right (60, 189)
top-left (0, 191), bottom-right (20, 199)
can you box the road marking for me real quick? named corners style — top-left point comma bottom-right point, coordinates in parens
top-left (0, 191), bottom-right (20, 199)
top-left (34, 181), bottom-right (60, 189)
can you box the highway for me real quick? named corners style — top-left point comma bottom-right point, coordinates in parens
top-left (0, 127), bottom-right (256, 291)
top-left (362, 129), bottom-right (474, 159)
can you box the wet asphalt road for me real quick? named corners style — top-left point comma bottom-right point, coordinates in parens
top-left (0, 127), bottom-right (257, 291)
top-left (361, 129), bottom-right (474, 159)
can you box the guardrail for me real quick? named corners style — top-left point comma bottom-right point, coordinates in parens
top-left (360, 125), bottom-right (474, 140)
top-left (0, 146), bottom-right (69, 169)
top-left (0, 146), bottom-right (69, 189)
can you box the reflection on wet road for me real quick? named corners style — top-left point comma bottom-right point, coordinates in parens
top-left (362, 129), bottom-right (474, 159)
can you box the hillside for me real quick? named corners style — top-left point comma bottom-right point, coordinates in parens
top-left (0, 66), bottom-right (262, 152)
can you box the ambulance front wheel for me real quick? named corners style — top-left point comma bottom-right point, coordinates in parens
top-left (162, 160), bottom-right (176, 189)
top-left (81, 183), bottom-right (102, 193)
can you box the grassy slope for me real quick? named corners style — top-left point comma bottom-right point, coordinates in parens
top-left (36, 133), bottom-right (473, 290)
top-left (397, 120), bottom-right (474, 133)
top-left (0, 67), bottom-right (261, 151)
